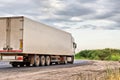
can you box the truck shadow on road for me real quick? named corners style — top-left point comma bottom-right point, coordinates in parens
top-left (0, 60), bottom-right (94, 73)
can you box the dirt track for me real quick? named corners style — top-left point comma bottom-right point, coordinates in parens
top-left (0, 60), bottom-right (120, 80)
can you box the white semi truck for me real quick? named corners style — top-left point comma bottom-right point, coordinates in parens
top-left (0, 16), bottom-right (76, 67)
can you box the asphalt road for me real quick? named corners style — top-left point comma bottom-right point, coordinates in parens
top-left (0, 60), bottom-right (93, 69)
top-left (0, 60), bottom-right (119, 80)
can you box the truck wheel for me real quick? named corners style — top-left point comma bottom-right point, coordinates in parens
top-left (70, 56), bottom-right (74, 64)
top-left (20, 63), bottom-right (24, 67)
top-left (55, 61), bottom-right (60, 65)
top-left (45, 56), bottom-right (51, 66)
top-left (11, 63), bottom-right (18, 67)
top-left (34, 55), bottom-right (40, 67)
top-left (26, 62), bottom-right (30, 67)
top-left (40, 56), bottom-right (45, 66)
top-left (64, 57), bottom-right (68, 64)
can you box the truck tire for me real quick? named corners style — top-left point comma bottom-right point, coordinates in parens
top-left (45, 56), bottom-right (51, 66)
top-left (11, 63), bottom-right (18, 67)
top-left (70, 56), bottom-right (74, 64)
top-left (20, 63), bottom-right (24, 67)
top-left (26, 62), bottom-right (30, 67)
top-left (29, 55), bottom-right (35, 66)
top-left (34, 55), bottom-right (40, 67)
top-left (40, 56), bottom-right (45, 66)
top-left (64, 57), bottom-right (68, 64)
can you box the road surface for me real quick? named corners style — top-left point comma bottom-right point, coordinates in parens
top-left (0, 60), bottom-right (120, 80)
top-left (0, 60), bottom-right (92, 68)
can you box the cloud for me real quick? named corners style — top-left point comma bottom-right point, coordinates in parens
top-left (0, 0), bottom-right (119, 30)
top-left (79, 0), bottom-right (97, 3)
top-left (55, 4), bottom-right (95, 17)
top-left (94, 0), bottom-right (120, 19)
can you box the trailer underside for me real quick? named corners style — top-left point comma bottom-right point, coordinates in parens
top-left (0, 53), bottom-right (74, 67)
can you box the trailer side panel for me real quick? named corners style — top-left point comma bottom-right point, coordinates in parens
top-left (23, 17), bottom-right (74, 55)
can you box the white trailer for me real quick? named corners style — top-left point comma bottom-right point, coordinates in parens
top-left (0, 16), bottom-right (76, 67)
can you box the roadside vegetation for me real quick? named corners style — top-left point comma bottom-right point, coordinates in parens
top-left (105, 68), bottom-right (120, 80)
top-left (74, 68), bottom-right (120, 80)
top-left (75, 48), bottom-right (120, 61)
top-left (75, 48), bottom-right (120, 80)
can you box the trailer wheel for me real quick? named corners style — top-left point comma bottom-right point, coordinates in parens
top-left (34, 55), bottom-right (40, 67)
top-left (20, 63), bottom-right (24, 67)
top-left (11, 63), bottom-right (18, 67)
top-left (64, 57), bottom-right (68, 64)
top-left (40, 56), bottom-right (45, 66)
top-left (45, 56), bottom-right (51, 66)
top-left (70, 56), bottom-right (74, 64)
top-left (26, 62), bottom-right (30, 67)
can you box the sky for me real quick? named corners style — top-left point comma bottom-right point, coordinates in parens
top-left (0, 0), bottom-right (120, 51)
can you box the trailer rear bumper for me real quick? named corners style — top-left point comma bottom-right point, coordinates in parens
top-left (0, 53), bottom-right (26, 62)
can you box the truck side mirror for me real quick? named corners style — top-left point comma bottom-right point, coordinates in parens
top-left (73, 42), bottom-right (77, 49)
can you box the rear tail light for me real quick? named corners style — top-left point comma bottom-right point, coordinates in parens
top-left (16, 56), bottom-right (23, 61)
top-left (19, 39), bottom-right (23, 50)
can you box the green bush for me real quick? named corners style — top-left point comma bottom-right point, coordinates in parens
top-left (75, 48), bottom-right (120, 61)
top-left (110, 55), bottom-right (120, 61)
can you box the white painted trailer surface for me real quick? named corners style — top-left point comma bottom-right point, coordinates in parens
top-left (0, 16), bottom-right (76, 67)
top-left (24, 17), bottom-right (74, 55)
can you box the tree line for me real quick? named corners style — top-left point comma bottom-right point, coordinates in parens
top-left (75, 48), bottom-right (120, 61)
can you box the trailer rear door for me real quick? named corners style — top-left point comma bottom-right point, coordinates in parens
top-left (10, 18), bottom-right (23, 52)
top-left (0, 17), bottom-right (23, 52)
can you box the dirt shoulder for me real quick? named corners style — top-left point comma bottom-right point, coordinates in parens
top-left (0, 60), bottom-right (120, 80)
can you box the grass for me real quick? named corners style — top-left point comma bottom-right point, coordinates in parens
top-left (105, 68), bottom-right (120, 80)
top-left (71, 68), bottom-right (120, 80)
